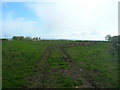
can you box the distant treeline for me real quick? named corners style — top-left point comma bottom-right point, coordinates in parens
top-left (2, 36), bottom-right (41, 41)
top-left (1, 35), bottom-right (120, 54)
top-left (1, 35), bottom-right (120, 44)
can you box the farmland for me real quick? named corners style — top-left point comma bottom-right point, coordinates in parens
top-left (2, 40), bottom-right (118, 88)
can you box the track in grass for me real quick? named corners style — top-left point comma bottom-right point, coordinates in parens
top-left (3, 41), bottom-right (117, 88)
top-left (59, 43), bottom-right (102, 88)
top-left (25, 42), bottom-right (106, 88)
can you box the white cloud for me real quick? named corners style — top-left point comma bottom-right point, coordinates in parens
top-left (1, 0), bottom-right (119, 40)
top-left (26, 0), bottom-right (118, 40)
top-left (2, 12), bottom-right (42, 38)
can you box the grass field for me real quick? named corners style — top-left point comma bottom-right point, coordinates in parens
top-left (2, 40), bottom-right (118, 88)
top-left (2, 40), bottom-right (49, 88)
top-left (66, 43), bottom-right (118, 88)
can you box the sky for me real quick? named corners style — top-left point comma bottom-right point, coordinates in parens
top-left (1, 0), bottom-right (119, 40)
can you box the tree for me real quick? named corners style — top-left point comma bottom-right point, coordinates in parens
top-left (25, 36), bottom-right (32, 41)
top-left (12, 36), bottom-right (24, 40)
top-left (33, 37), bottom-right (38, 41)
top-left (38, 37), bottom-right (41, 40)
top-left (105, 35), bottom-right (112, 41)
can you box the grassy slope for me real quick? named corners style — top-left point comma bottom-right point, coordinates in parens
top-left (2, 40), bottom-right (48, 88)
top-left (66, 42), bottom-right (118, 88)
top-left (2, 41), bottom-right (118, 88)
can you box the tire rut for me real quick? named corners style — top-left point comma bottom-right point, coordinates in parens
top-left (24, 42), bottom-right (101, 88)
top-left (58, 45), bottom-right (102, 88)
top-left (24, 46), bottom-right (52, 88)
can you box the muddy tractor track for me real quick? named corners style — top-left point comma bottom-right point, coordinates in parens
top-left (59, 45), bottom-right (102, 88)
top-left (25, 46), bottom-right (52, 88)
top-left (25, 42), bottom-right (102, 88)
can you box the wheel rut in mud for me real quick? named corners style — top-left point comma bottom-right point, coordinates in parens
top-left (58, 45), bottom-right (102, 88)
top-left (25, 46), bottom-right (52, 88)
top-left (25, 42), bottom-right (101, 88)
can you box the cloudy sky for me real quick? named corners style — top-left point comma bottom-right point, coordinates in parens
top-left (1, 0), bottom-right (119, 40)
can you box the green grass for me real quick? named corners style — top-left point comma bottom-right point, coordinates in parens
top-left (54, 73), bottom-right (78, 88)
top-left (2, 40), bottom-right (49, 88)
top-left (2, 40), bottom-right (73, 88)
top-left (48, 48), bottom-right (69, 69)
top-left (44, 47), bottom-right (78, 88)
top-left (45, 72), bottom-right (79, 88)
top-left (2, 40), bottom-right (118, 88)
top-left (66, 42), bottom-right (118, 88)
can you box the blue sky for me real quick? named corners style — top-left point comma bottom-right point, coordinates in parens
top-left (2, 2), bottom-right (38, 21)
top-left (1, 0), bottom-right (119, 40)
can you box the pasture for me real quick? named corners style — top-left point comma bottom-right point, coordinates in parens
top-left (2, 40), bottom-right (118, 88)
